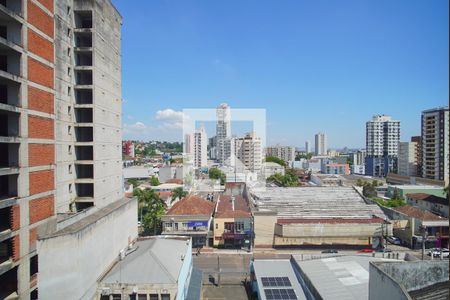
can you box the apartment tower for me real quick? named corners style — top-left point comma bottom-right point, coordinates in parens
top-left (216, 103), bottom-right (232, 164)
top-left (234, 132), bottom-right (262, 172)
top-left (421, 107), bottom-right (449, 182)
top-left (185, 125), bottom-right (207, 168)
top-left (398, 141), bottom-right (418, 177)
top-left (0, 1), bottom-right (136, 299)
top-left (266, 144), bottom-right (295, 162)
top-left (365, 115), bottom-right (400, 177)
top-left (314, 132), bottom-right (327, 156)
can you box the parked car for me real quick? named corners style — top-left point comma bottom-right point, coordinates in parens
top-left (358, 248), bottom-right (374, 253)
top-left (321, 249), bottom-right (338, 254)
top-left (387, 236), bottom-right (401, 245)
top-left (428, 248), bottom-right (449, 258)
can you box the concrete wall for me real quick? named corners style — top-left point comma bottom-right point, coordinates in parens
top-left (369, 261), bottom-right (449, 300)
top-left (253, 213), bottom-right (277, 247)
top-left (38, 199), bottom-right (137, 300)
top-left (177, 239), bottom-right (193, 300)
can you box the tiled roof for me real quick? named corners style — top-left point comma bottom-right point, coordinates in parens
top-left (166, 178), bottom-right (183, 184)
top-left (166, 195), bottom-right (215, 216)
top-left (393, 205), bottom-right (447, 221)
top-left (277, 217), bottom-right (385, 224)
top-left (406, 193), bottom-right (448, 206)
top-left (215, 195), bottom-right (251, 218)
top-left (158, 191), bottom-right (173, 198)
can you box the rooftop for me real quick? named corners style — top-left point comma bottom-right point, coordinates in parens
top-left (249, 186), bottom-right (385, 219)
top-left (277, 217), bottom-right (385, 225)
top-left (215, 195), bottom-right (251, 218)
top-left (392, 205), bottom-right (448, 222)
top-left (293, 255), bottom-right (394, 300)
top-left (252, 259), bottom-right (307, 300)
top-left (405, 193), bottom-right (448, 206)
top-left (101, 237), bottom-right (190, 285)
top-left (389, 185), bottom-right (442, 189)
top-left (166, 195), bottom-right (215, 216)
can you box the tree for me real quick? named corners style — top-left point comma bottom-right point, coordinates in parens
top-left (209, 168), bottom-right (226, 185)
top-left (265, 156), bottom-right (287, 167)
top-left (149, 176), bottom-right (160, 186)
top-left (128, 178), bottom-right (139, 188)
top-left (391, 187), bottom-right (401, 200)
top-left (133, 188), bottom-right (164, 235)
top-left (267, 169), bottom-right (299, 187)
top-left (363, 184), bottom-right (377, 198)
top-left (171, 187), bottom-right (188, 203)
top-left (356, 179), bottom-right (364, 187)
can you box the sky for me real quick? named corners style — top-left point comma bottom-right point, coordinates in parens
top-left (115, 0), bottom-right (449, 148)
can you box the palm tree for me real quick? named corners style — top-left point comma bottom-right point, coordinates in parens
top-left (171, 187), bottom-right (188, 204)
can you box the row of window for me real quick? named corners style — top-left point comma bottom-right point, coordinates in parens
top-left (100, 293), bottom-right (169, 300)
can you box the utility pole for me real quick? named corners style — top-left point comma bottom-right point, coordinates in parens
top-left (420, 225), bottom-right (427, 260)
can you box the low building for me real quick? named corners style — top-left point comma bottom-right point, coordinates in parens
top-left (213, 195), bottom-right (252, 248)
top-left (351, 164), bottom-right (365, 175)
top-left (161, 195), bottom-right (215, 248)
top-left (123, 166), bottom-right (156, 180)
top-left (385, 184), bottom-right (446, 200)
top-left (406, 193), bottom-right (449, 218)
top-left (369, 260), bottom-right (449, 300)
top-left (249, 186), bottom-right (388, 247)
top-left (96, 236), bottom-right (194, 300)
top-left (320, 163), bottom-right (350, 175)
top-left (261, 162), bottom-right (285, 179)
top-left (387, 205), bottom-right (448, 249)
top-left (386, 173), bottom-right (445, 187)
top-left (250, 259), bottom-right (307, 300)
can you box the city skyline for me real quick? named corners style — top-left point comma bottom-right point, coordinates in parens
top-left (116, 0), bottom-right (448, 147)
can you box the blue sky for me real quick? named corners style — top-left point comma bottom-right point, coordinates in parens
top-left (116, 0), bottom-right (448, 148)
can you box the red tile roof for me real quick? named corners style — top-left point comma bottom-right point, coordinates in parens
top-left (166, 178), bottom-right (183, 184)
top-left (393, 205), bottom-right (447, 221)
top-left (158, 191), bottom-right (173, 198)
top-left (277, 217), bottom-right (385, 225)
top-left (166, 195), bottom-right (215, 216)
top-left (215, 195), bottom-right (251, 219)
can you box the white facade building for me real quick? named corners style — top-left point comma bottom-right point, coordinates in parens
top-left (421, 107), bottom-right (449, 183)
top-left (234, 132), bottom-right (263, 172)
top-left (305, 141), bottom-right (311, 153)
top-left (398, 142), bottom-right (418, 176)
top-left (216, 103), bottom-right (232, 164)
top-left (266, 144), bottom-right (296, 162)
top-left (314, 133), bottom-right (327, 156)
top-left (185, 126), bottom-right (207, 168)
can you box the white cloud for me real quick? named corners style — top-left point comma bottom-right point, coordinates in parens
top-left (155, 109), bottom-right (184, 122)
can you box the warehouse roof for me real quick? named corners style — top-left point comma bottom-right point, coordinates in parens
top-left (249, 186), bottom-right (384, 219)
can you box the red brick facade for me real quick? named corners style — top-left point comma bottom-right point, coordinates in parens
top-left (28, 28), bottom-right (54, 63)
top-left (12, 235), bottom-right (20, 262)
top-left (28, 85), bottom-right (54, 114)
top-left (28, 115), bottom-right (54, 139)
top-left (11, 205), bottom-right (20, 231)
top-left (29, 144), bottom-right (54, 167)
top-left (36, 0), bottom-right (54, 13)
top-left (29, 196), bottom-right (54, 224)
top-left (28, 57), bottom-right (54, 89)
top-left (29, 170), bottom-right (54, 195)
top-left (27, 0), bottom-right (54, 38)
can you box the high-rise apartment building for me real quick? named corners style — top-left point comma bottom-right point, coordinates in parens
top-left (266, 144), bottom-right (295, 162)
top-left (314, 133), bottom-right (327, 156)
top-left (398, 142), bottom-right (418, 177)
top-left (234, 132), bottom-right (262, 172)
top-left (0, 1), bottom-right (137, 299)
top-left (421, 107), bottom-right (449, 182)
top-left (216, 103), bottom-right (232, 164)
top-left (411, 136), bottom-right (422, 177)
top-left (305, 141), bottom-right (310, 153)
top-left (365, 115), bottom-right (400, 177)
top-left (185, 126), bottom-right (207, 168)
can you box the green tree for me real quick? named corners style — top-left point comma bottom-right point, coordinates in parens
top-left (391, 187), bottom-right (401, 200)
top-left (149, 176), bottom-right (160, 186)
top-left (128, 178), bottom-right (139, 188)
top-left (133, 188), bottom-right (165, 235)
top-left (171, 187), bottom-right (188, 203)
top-left (267, 169), bottom-right (299, 187)
top-left (265, 156), bottom-right (287, 167)
top-left (363, 184), bottom-right (377, 198)
top-left (356, 179), bottom-right (364, 187)
top-left (209, 168), bottom-right (226, 185)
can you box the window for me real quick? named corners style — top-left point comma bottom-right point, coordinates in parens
top-left (68, 165), bottom-right (72, 174)
top-left (67, 5), bottom-right (71, 14)
top-left (68, 125), bottom-right (72, 135)
top-left (68, 86), bottom-right (71, 96)
top-left (112, 295), bottom-right (121, 300)
top-left (215, 223), bottom-right (218, 229)
top-left (67, 47), bottom-right (71, 57)
top-left (161, 295), bottom-right (170, 300)
top-left (68, 145), bottom-right (72, 154)
top-left (138, 295), bottom-right (148, 300)
top-left (68, 67), bottom-right (71, 77)
top-left (68, 105), bottom-right (72, 115)
top-left (149, 295), bottom-right (158, 300)
top-left (69, 184), bottom-right (72, 193)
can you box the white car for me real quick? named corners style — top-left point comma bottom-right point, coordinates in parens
top-left (428, 248), bottom-right (449, 258)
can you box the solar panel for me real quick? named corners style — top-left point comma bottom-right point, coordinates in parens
top-left (261, 277), bottom-right (292, 287)
top-left (264, 289), bottom-right (297, 300)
